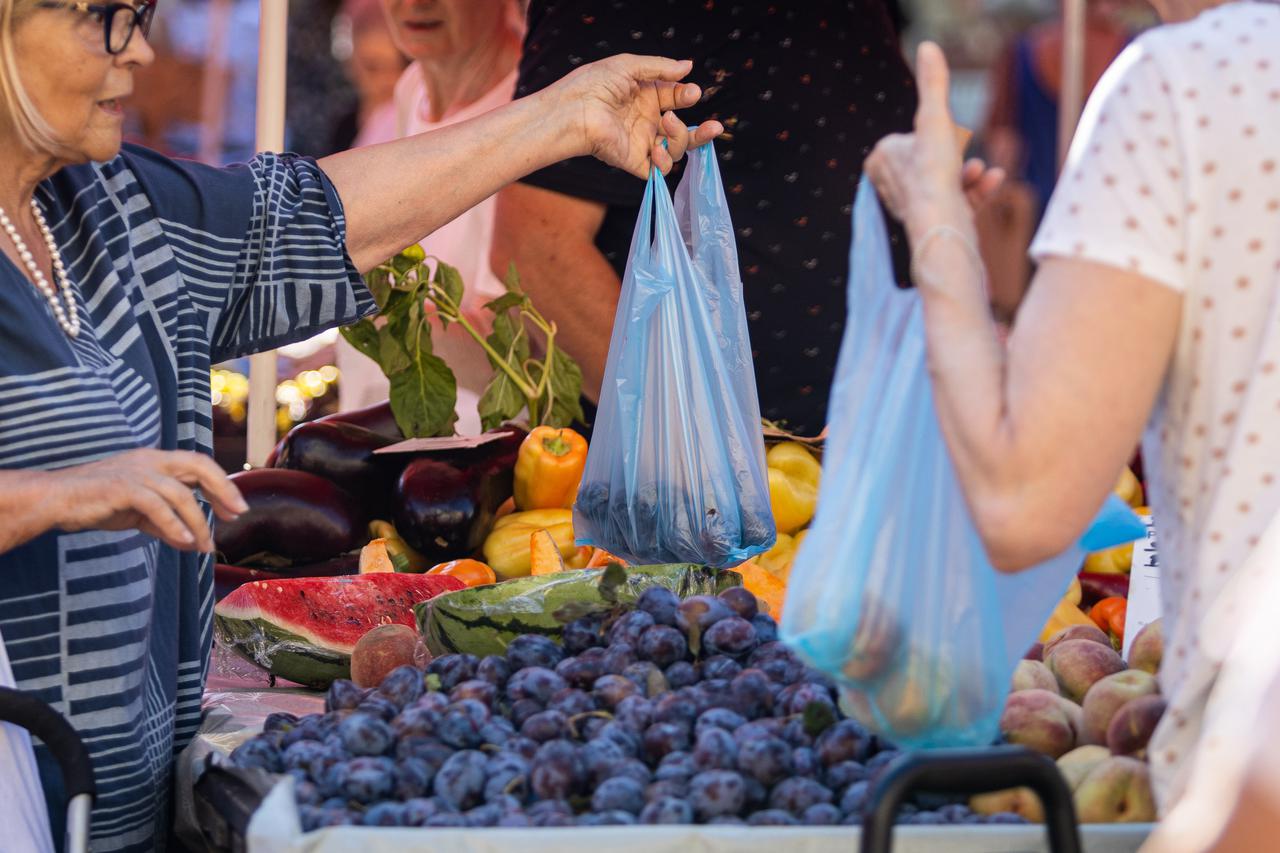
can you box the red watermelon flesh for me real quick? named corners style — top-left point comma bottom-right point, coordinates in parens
top-left (213, 573), bottom-right (465, 688)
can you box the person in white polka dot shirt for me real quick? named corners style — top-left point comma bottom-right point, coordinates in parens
top-left (865, 1), bottom-right (1280, 848)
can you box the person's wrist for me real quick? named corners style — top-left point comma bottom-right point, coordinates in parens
top-left (904, 188), bottom-right (973, 245)
top-left (529, 85), bottom-right (592, 164)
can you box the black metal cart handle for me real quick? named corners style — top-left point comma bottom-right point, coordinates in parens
top-left (861, 746), bottom-right (1081, 853)
top-left (0, 686), bottom-right (96, 801)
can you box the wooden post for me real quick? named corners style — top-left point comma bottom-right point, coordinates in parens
top-left (1058, 0), bottom-right (1086, 172)
top-left (245, 0), bottom-right (289, 468)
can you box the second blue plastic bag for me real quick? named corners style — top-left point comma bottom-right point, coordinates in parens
top-left (780, 178), bottom-right (1144, 749)
top-left (573, 144), bottom-right (776, 567)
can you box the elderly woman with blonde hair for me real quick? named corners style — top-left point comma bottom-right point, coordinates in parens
top-left (0, 0), bottom-right (719, 847)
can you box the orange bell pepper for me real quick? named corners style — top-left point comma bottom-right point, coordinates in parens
top-left (427, 559), bottom-right (497, 587)
top-left (1090, 596), bottom-right (1127, 638)
top-left (514, 427), bottom-right (588, 511)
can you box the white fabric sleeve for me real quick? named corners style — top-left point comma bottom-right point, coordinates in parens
top-left (1030, 40), bottom-right (1190, 292)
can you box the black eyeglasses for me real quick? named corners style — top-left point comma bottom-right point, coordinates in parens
top-left (37, 1), bottom-right (157, 55)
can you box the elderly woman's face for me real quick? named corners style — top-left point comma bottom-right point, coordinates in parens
top-left (13, 3), bottom-right (154, 164)
top-left (383, 0), bottom-right (508, 63)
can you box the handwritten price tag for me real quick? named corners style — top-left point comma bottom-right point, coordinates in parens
top-left (1122, 514), bottom-right (1160, 659)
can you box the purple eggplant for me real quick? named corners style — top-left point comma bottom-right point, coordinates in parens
top-left (215, 469), bottom-right (364, 566)
top-left (393, 456), bottom-right (515, 562)
top-left (214, 555), bottom-right (359, 601)
top-left (273, 420), bottom-right (402, 519)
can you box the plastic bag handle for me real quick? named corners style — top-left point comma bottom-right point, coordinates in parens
top-left (0, 686), bottom-right (96, 802)
top-left (861, 746), bottom-right (1081, 853)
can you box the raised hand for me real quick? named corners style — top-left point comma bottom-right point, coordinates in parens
top-left (864, 43), bottom-right (999, 241)
top-left (548, 53), bottom-right (724, 178)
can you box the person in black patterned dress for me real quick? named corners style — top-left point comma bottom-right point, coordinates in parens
top-left (0, 2), bottom-right (717, 848)
top-left (491, 0), bottom-right (919, 435)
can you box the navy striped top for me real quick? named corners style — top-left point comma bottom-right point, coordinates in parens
top-left (0, 145), bottom-right (374, 851)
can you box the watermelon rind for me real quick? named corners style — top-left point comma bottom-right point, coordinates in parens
top-left (213, 614), bottom-right (350, 688)
top-left (419, 564), bottom-right (740, 657)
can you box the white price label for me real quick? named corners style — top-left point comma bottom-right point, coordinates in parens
top-left (1122, 515), bottom-right (1160, 660)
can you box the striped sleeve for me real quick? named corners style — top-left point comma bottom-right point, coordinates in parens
top-left (118, 145), bottom-right (376, 361)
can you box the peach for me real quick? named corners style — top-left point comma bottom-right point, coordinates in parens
top-left (1000, 688), bottom-right (1079, 758)
top-left (1080, 669), bottom-right (1159, 745)
top-left (841, 595), bottom-right (903, 682)
top-left (1074, 756), bottom-right (1156, 823)
top-left (1056, 745), bottom-right (1112, 792)
top-left (1107, 694), bottom-right (1167, 758)
top-left (1046, 639), bottom-right (1126, 703)
top-left (1043, 624), bottom-right (1111, 659)
top-left (350, 624), bottom-right (419, 688)
top-left (970, 787), bottom-right (1044, 823)
top-left (1127, 619), bottom-right (1163, 675)
top-left (1012, 660), bottom-right (1060, 694)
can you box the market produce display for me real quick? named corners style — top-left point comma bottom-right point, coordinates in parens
top-left (229, 585), bottom-right (1026, 830)
top-left (980, 617), bottom-right (1166, 823)
top-left (213, 573), bottom-right (464, 688)
top-left (419, 564), bottom-right (737, 658)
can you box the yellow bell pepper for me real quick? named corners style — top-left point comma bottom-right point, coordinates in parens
top-left (514, 427), bottom-right (588, 511)
top-left (758, 533), bottom-right (797, 579)
top-left (483, 509), bottom-right (577, 579)
top-left (1082, 541), bottom-right (1134, 575)
top-left (367, 519), bottom-right (429, 572)
top-left (1114, 467), bottom-right (1144, 509)
top-left (766, 442), bottom-right (821, 534)
top-left (1038, 578), bottom-right (1095, 643)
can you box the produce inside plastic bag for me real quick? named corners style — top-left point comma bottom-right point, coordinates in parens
top-left (574, 144), bottom-right (776, 567)
top-left (780, 177), bottom-right (1145, 750)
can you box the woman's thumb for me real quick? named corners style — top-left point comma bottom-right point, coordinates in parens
top-left (913, 42), bottom-right (953, 135)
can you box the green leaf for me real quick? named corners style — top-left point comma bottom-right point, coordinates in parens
top-left (484, 292), bottom-right (525, 315)
top-left (541, 347), bottom-right (585, 427)
top-left (385, 285), bottom-right (429, 357)
top-left (434, 260), bottom-right (465, 311)
top-left (598, 562), bottom-right (628, 604)
top-left (502, 261), bottom-right (523, 294)
top-left (339, 319), bottom-right (382, 368)
top-left (378, 325), bottom-right (411, 375)
top-left (362, 266), bottom-right (392, 310)
top-left (389, 350), bottom-right (458, 437)
top-left (486, 310), bottom-right (530, 371)
top-left (802, 700), bottom-right (837, 737)
top-left (477, 370), bottom-right (525, 431)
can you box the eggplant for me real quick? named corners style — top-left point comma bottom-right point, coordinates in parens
top-left (316, 400), bottom-right (404, 441)
top-left (393, 456), bottom-right (515, 562)
top-left (273, 420), bottom-right (401, 519)
top-left (213, 555), bottom-right (359, 601)
top-left (1077, 572), bottom-right (1131, 608)
top-left (216, 469), bottom-right (364, 566)
top-left (265, 401), bottom-right (404, 467)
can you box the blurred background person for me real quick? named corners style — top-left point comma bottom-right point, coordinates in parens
top-left (490, 0), bottom-right (919, 437)
top-left (335, 0), bottom-right (525, 432)
top-left (330, 0), bottom-right (409, 151)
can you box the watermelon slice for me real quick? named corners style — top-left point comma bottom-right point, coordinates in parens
top-left (214, 573), bottom-right (465, 688)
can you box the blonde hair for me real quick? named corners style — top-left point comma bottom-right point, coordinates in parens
top-left (0, 0), bottom-right (63, 153)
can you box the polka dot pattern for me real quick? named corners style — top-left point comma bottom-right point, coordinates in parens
top-left (1029, 3), bottom-right (1280, 818)
top-left (513, 0), bottom-right (917, 434)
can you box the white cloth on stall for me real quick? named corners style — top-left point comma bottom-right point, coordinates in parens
top-left (0, 628), bottom-right (56, 853)
top-left (336, 66), bottom-right (517, 434)
top-left (1030, 1), bottom-right (1280, 815)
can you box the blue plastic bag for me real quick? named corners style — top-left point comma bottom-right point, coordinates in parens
top-left (573, 145), bottom-right (776, 567)
top-left (780, 178), bottom-right (1144, 750)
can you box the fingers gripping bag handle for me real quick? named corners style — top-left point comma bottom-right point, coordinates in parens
top-left (780, 177), bottom-right (1143, 750)
top-left (574, 146), bottom-right (776, 567)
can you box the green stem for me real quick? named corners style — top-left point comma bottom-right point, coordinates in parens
top-left (425, 281), bottom-right (538, 400)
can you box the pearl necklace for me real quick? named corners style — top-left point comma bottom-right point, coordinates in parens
top-left (0, 199), bottom-right (80, 338)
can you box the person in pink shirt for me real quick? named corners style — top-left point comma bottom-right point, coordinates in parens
top-left (337, 0), bottom-right (524, 432)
